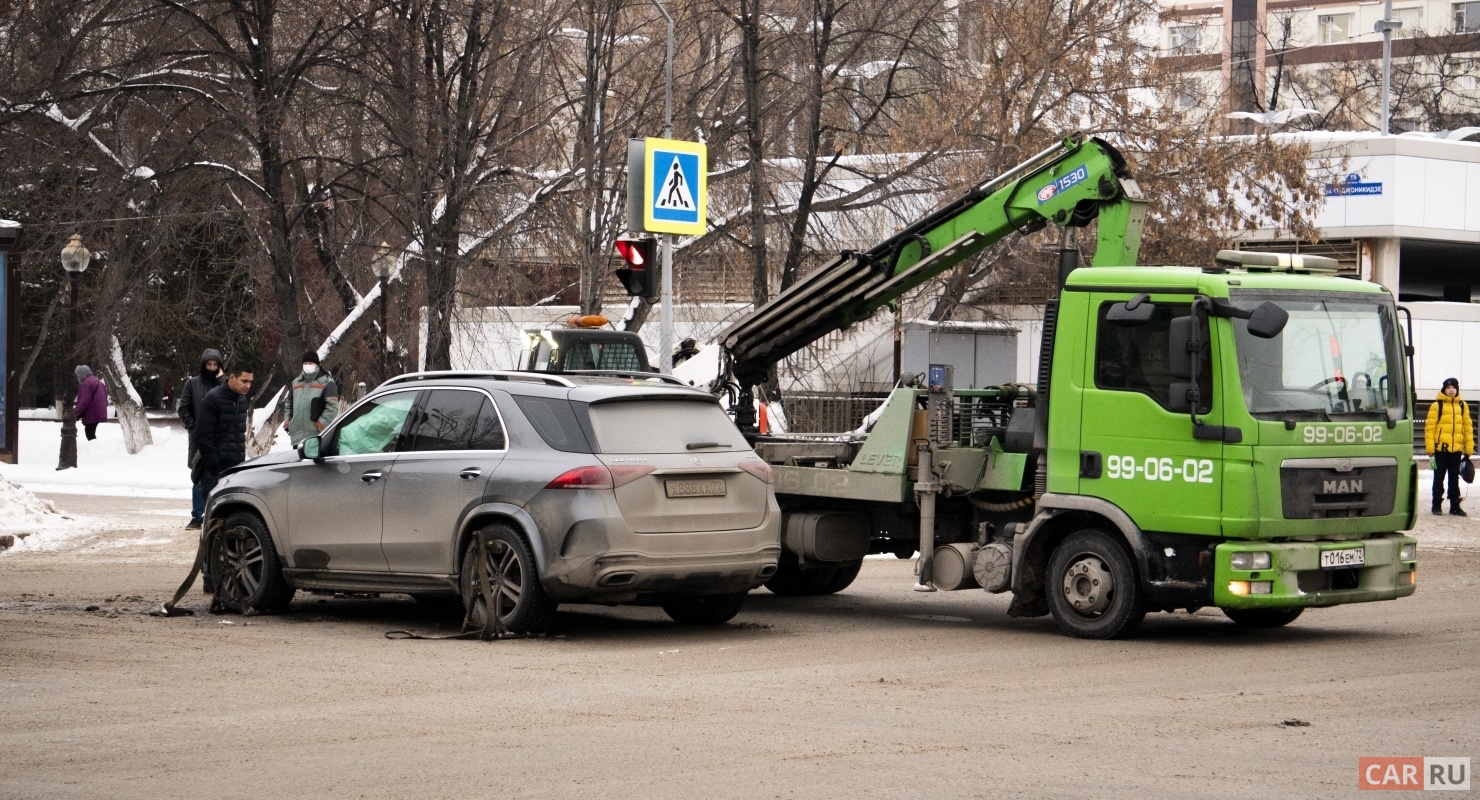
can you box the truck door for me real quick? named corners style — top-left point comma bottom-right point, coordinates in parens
top-left (1076, 295), bottom-right (1223, 536)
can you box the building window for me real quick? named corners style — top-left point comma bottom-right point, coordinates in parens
top-left (1173, 80), bottom-right (1200, 109)
top-left (1393, 7), bottom-right (1422, 36)
top-left (1318, 13), bottom-right (1354, 43)
top-left (1456, 1), bottom-right (1480, 31)
top-left (1167, 24), bottom-right (1203, 54)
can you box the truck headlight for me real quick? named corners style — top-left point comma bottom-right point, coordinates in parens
top-left (1230, 551), bottom-right (1271, 570)
top-left (1399, 543), bottom-right (1416, 562)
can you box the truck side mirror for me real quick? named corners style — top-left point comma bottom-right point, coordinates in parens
top-left (1106, 294), bottom-right (1156, 326)
top-left (1168, 316), bottom-right (1203, 380)
top-left (1246, 301), bottom-right (1288, 339)
top-left (300, 436), bottom-right (324, 463)
top-left (1167, 381), bottom-right (1193, 413)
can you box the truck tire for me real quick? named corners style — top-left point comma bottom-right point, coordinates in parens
top-left (1223, 608), bottom-right (1303, 628)
top-left (460, 524), bottom-right (558, 635)
top-left (212, 511), bottom-right (296, 615)
top-left (818, 560), bottom-right (863, 594)
top-left (1046, 529), bottom-right (1145, 639)
top-left (661, 592), bottom-right (747, 625)
top-left (764, 562), bottom-right (837, 596)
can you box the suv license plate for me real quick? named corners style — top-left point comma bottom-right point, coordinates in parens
top-left (665, 479), bottom-right (726, 498)
top-left (1320, 547), bottom-right (1365, 569)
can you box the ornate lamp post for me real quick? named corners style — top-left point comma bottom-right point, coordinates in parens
top-left (371, 242), bottom-right (396, 381)
top-left (57, 234), bottom-right (90, 470)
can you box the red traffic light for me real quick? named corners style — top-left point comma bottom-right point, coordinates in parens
top-left (613, 237), bottom-right (658, 298)
top-left (615, 239), bottom-right (650, 266)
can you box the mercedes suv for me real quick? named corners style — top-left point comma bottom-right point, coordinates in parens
top-left (203, 371), bottom-right (782, 632)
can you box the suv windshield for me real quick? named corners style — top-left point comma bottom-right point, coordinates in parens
top-left (1230, 291), bottom-right (1407, 419)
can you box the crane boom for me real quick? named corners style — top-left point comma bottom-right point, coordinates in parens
top-left (718, 134), bottom-right (1146, 407)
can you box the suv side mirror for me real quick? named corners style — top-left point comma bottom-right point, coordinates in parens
top-left (1106, 294), bottom-right (1156, 326)
top-left (1246, 301), bottom-right (1288, 339)
top-left (300, 436), bottom-right (324, 463)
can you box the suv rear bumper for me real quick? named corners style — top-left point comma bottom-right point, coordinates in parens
top-left (545, 543), bottom-right (782, 600)
top-left (1213, 534), bottom-right (1418, 609)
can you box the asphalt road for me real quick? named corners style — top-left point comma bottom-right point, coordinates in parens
top-left (1, 494), bottom-right (1477, 799)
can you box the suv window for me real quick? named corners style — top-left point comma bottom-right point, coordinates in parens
top-left (468, 398), bottom-right (506, 450)
top-left (587, 400), bottom-right (747, 454)
top-left (407, 389), bottom-right (488, 451)
top-left (1094, 301), bottom-right (1212, 413)
top-left (332, 391), bottom-right (417, 456)
top-left (512, 395), bottom-right (592, 452)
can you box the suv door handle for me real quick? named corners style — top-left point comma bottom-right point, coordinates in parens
top-left (459, 468), bottom-right (482, 480)
top-left (360, 470), bottom-right (384, 483)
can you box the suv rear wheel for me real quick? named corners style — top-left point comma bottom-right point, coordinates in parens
top-left (460, 524), bottom-right (557, 634)
top-left (661, 592), bottom-right (747, 625)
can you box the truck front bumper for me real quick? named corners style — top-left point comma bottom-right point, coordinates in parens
top-left (1213, 535), bottom-right (1418, 609)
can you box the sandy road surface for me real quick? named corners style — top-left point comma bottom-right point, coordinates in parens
top-left (2, 495), bottom-right (1478, 799)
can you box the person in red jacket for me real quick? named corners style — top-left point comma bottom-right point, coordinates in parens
top-left (73, 365), bottom-right (108, 441)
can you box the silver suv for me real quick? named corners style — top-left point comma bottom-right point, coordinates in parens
top-left (203, 371), bottom-right (781, 632)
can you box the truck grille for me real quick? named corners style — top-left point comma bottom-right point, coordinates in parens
top-left (1279, 457), bottom-right (1397, 519)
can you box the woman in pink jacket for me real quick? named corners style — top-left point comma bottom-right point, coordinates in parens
top-left (74, 365), bottom-right (108, 441)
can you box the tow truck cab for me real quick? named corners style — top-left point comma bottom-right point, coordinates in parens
top-left (1031, 255), bottom-right (1418, 619)
top-left (521, 329), bottom-right (653, 374)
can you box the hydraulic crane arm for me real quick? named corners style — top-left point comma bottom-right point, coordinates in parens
top-left (718, 134), bottom-right (1146, 397)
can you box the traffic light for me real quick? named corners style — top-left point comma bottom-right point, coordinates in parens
top-left (614, 237), bottom-right (659, 298)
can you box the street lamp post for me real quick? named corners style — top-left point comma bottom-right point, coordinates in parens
top-left (56, 234), bottom-right (90, 470)
top-left (371, 243), bottom-right (395, 382)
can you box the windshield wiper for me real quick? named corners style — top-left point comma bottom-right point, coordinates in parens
top-left (686, 441), bottom-right (732, 450)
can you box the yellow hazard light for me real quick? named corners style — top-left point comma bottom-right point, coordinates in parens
top-left (1399, 570), bottom-right (1416, 586)
top-left (569, 315), bottom-right (609, 328)
top-left (1228, 581), bottom-right (1250, 596)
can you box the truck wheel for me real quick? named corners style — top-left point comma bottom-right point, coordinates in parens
top-left (460, 525), bottom-right (557, 635)
top-left (818, 560), bottom-right (863, 594)
top-left (1046, 530), bottom-right (1145, 639)
top-left (1223, 608), bottom-right (1303, 628)
top-left (764, 562), bottom-right (837, 596)
top-left (662, 592), bottom-right (747, 625)
top-left (212, 512), bottom-right (296, 614)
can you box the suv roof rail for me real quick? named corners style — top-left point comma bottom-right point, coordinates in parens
top-left (561, 370), bottom-right (689, 386)
top-left (377, 370), bottom-right (576, 390)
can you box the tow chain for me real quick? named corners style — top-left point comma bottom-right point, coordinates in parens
top-left (385, 529), bottom-right (522, 641)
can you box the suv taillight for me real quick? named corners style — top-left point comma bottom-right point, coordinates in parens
top-left (546, 465), bottom-right (613, 489)
top-left (607, 465), bottom-right (655, 488)
top-left (738, 459), bottom-right (773, 484)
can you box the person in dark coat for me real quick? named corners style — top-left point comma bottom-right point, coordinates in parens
top-left (178, 348), bottom-right (225, 529)
top-left (194, 363), bottom-right (254, 506)
top-left (73, 365), bottom-right (108, 441)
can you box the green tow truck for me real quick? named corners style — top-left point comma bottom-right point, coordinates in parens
top-left (561, 132), bottom-right (1420, 638)
top-left (715, 133), bottom-right (1418, 638)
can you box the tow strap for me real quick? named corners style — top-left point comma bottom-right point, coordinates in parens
top-left (152, 519), bottom-right (228, 617)
top-left (385, 529), bottom-right (519, 641)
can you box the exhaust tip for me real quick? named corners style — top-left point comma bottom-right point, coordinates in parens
top-left (598, 571), bottom-right (638, 587)
top-left (757, 564), bottom-right (778, 579)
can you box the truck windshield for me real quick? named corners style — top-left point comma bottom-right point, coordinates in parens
top-left (1229, 291), bottom-right (1407, 419)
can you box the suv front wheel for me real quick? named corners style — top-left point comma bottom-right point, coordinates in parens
top-left (459, 524), bottom-right (558, 635)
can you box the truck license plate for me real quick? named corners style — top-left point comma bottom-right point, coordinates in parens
top-left (665, 479), bottom-right (726, 498)
top-left (1320, 547), bottom-right (1365, 569)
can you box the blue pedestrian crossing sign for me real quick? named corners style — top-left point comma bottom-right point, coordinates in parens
top-left (642, 138), bottom-right (707, 236)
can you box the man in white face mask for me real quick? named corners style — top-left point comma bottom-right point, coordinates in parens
top-left (283, 350), bottom-right (341, 446)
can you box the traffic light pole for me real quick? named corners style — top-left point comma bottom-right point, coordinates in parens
top-left (654, 0), bottom-right (675, 374)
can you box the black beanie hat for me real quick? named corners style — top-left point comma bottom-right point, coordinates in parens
top-left (301, 351), bottom-right (321, 366)
top-left (1443, 377), bottom-right (1459, 390)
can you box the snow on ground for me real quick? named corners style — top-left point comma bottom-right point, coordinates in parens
top-left (0, 420), bottom-right (192, 499)
top-left (0, 474), bottom-right (72, 529)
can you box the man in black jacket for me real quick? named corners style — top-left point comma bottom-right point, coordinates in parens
top-left (194, 363), bottom-right (254, 500)
top-left (178, 348), bottom-right (225, 528)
